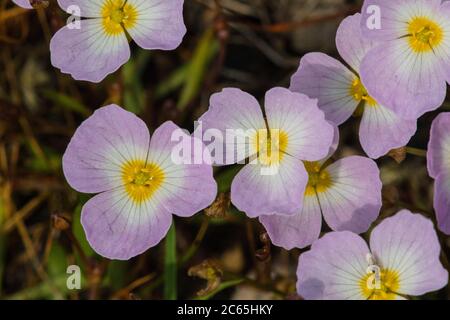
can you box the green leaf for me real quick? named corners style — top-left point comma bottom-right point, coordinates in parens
top-left (164, 222), bottom-right (177, 300)
top-left (72, 201), bottom-right (95, 258)
top-left (155, 64), bottom-right (189, 99)
top-left (216, 165), bottom-right (242, 193)
top-left (104, 260), bottom-right (128, 290)
top-left (42, 90), bottom-right (90, 117)
top-left (196, 279), bottom-right (244, 300)
top-left (123, 51), bottom-right (151, 114)
top-left (177, 29), bottom-right (219, 110)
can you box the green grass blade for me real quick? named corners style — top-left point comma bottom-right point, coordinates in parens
top-left (164, 221), bottom-right (177, 300)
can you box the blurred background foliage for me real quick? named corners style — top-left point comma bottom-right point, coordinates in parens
top-left (0, 0), bottom-right (449, 300)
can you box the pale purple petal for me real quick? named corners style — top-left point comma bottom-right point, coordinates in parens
top-left (427, 112), bottom-right (450, 178)
top-left (360, 40), bottom-right (447, 120)
top-left (231, 157), bottom-right (308, 218)
top-left (360, 103), bottom-right (417, 159)
top-left (62, 104), bottom-right (150, 194)
top-left (436, 1), bottom-right (450, 83)
top-left (317, 125), bottom-right (340, 166)
top-left (370, 210), bottom-right (448, 296)
top-left (147, 121), bottom-right (217, 217)
top-left (50, 19), bottom-right (130, 83)
top-left (57, 0), bottom-right (102, 17)
top-left (199, 88), bottom-right (266, 165)
top-left (336, 13), bottom-right (375, 73)
top-left (297, 231), bottom-right (369, 300)
top-left (434, 172), bottom-right (450, 235)
top-left (259, 194), bottom-right (322, 250)
top-left (13, 0), bottom-right (32, 8)
top-left (125, 0), bottom-right (186, 50)
top-left (81, 187), bottom-right (172, 260)
top-left (360, 0), bottom-right (441, 41)
top-left (318, 156), bottom-right (382, 233)
top-left (290, 52), bottom-right (358, 126)
top-left (264, 87), bottom-right (334, 161)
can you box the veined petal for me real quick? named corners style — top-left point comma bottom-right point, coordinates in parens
top-left (57, 0), bottom-right (103, 17)
top-left (264, 87), bottom-right (334, 161)
top-left (360, 40), bottom-right (447, 120)
top-left (360, 0), bottom-right (442, 41)
top-left (50, 19), bottom-right (130, 83)
top-left (435, 1), bottom-right (450, 83)
top-left (434, 172), bottom-right (450, 235)
top-left (259, 194), bottom-right (322, 250)
top-left (290, 53), bottom-right (358, 126)
top-left (81, 187), bottom-right (172, 260)
top-left (336, 13), bottom-right (376, 73)
top-left (146, 121), bottom-right (217, 217)
top-left (318, 156), bottom-right (382, 234)
top-left (360, 102), bottom-right (417, 159)
top-left (231, 157), bottom-right (308, 218)
top-left (63, 105), bottom-right (150, 194)
top-left (13, 0), bottom-right (32, 9)
top-left (319, 125), bottom-right (340, 165)
top-left (125, 0), bottom-right (186, 50)
top-left (199, 88), bottom-right (266, 165)
top-left (297, 231), bottom-right (370, 300)
top-left (427, 112), bottom-right (450, 178)
top-left (369, 210), bottom-right (448, 296)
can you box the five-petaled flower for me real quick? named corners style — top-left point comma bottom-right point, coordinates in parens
top-left (427, 112), bottom-right (450, 235)
top-left (297, 210), bottom-right (449, 300)
top-left (199, 87), bottom-right (334, 218)
top-left (50, 0), bottom-right (186, 82)
top-left (290, 13), bottom-right (417, 159)
top-left (63, 105), bottom-right (217, 260)
top-left (260, 129), bottom-right (382, 249)
top-left (360, 0), bottom-right (450, 120)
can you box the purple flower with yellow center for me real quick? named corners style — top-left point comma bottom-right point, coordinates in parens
top-left (297, 210), bottom-right (448, 300)
top-left (260, 129), bottom-right (382, 249)
top-left (427, 112), bottom-right (450, 235)
top-left (50, 0), bottom-right (186, 82)
top-left (13, 0), bottom-right (32, 8)
top-left (290, 13), bottom-right (417, 159)
top-left (360, 0), bottom-right (450, 120)
top-left (199, 87), bottom-right (334, 218)
top-left (63, 105), bottom-right (217, 260)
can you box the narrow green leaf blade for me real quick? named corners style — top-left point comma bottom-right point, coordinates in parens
top-left (164, 222), bottom-right (177, 300)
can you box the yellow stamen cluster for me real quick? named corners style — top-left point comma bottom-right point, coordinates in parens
top-left (360, 268), bottom-right (401, 300)
top-left (304, 161), bottom-right (333, 196)
top-left (349, 77), bottom-right (377, 107)
top-left (102, 0), bottom-right (137, 36)
top-left (121, 159), bottom-right (165, 203)
top-left (408, 17), bottom-right (443, 53)
top-left (253, 129), bottom-right (289, 166)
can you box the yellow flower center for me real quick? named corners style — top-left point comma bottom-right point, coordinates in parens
top-left (253, 129), bottom-right (289, 166)
top-left (360, 268), bottom-right (401, 300)
top-left (304, 161), bottom-right (333, 196)
top-left (407, 17), bottom-right (443, 53)
top-left (349, 77), bottom-right (377, 107)
top-left (121, 160), bottom-right (165, 204)
top-left (102, 0), bottom-right (137, 36)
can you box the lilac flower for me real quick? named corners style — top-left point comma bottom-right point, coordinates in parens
top-left (199, 87), bottom-right (334, 218)
top-left (427, 112), bottom-right (450, 235)
top-left (63, 105), bottom-right (217, 260)
top-left (290, 13), bottom-right (417, 159)
top-left (50, 0), bottom-right (186, 82)
top-left (297, 210), bottom-right (448, 300)
top-left (13, 0), bottom-right (32, 8)
top-left (260, 129), bottom-right (382, 249)
top-left (360, 0), bottom-right (450, 120)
